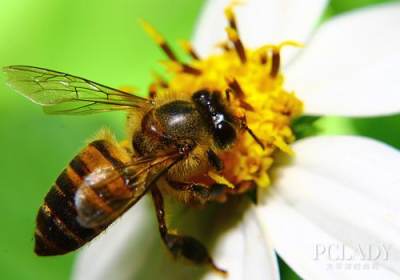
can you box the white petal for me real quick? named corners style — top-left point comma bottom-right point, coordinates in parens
top-left (72, 199), bottom-right (206, 280)
top-left (72, 199), bottom-right (153, 280)
top-left (257, 136), bottom-right (400, 279)
top-left (192, 0), bottom-right (328, 58)
top-left (72, 198), bottom-right (280, 279)
top-left (286, 3), bottom-right (400, 116)
top-left (203, 204), bottom-right (280, 280)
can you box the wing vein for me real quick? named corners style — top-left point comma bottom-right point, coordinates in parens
top-left (3, 65), bottom-right (154, 115)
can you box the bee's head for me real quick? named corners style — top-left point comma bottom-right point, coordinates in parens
top-left (192, 89), bottom-right (237, 150)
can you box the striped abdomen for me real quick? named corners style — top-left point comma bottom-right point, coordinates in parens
top-left (34, 139), bottom-right (132, 256)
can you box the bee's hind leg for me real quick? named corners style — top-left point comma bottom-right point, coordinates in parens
top-left (150, 186), bottom-right (227, 275)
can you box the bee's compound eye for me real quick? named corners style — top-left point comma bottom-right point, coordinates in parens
top-left (192, 90), bottom-right (211, 105)
top-left (214, 122), bottom-right (236, 149)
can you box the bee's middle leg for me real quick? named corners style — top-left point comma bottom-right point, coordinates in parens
top-left (150, 186), bottom-right (226, 275)
top-left (166, 177), bottom-right (228, 204)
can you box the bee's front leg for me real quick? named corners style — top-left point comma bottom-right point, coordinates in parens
top-left (150, 186), bottom-right (226, 275)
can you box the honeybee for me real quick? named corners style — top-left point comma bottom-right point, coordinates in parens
top-left (3, 65), bottom-right (262, 274)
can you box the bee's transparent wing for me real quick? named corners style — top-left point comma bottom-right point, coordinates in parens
top-left (75, 153), bottom-right (181, 228)
top-left (3, 65), bottom-right (153, 114)
top-left (74, 164), bottom-right (148, 228)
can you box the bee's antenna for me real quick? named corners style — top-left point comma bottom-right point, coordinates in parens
top-left (245, 125), bottom-right (265, 150)
top-left (238, 115), bottom-right (264, 150)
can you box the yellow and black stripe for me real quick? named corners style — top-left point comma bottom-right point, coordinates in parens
top-left (34, 139), bottom-right (131, 256)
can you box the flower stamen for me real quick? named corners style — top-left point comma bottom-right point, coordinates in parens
top-left (179, 40), bottom-right (200, 60)
top-left (141, 19), bottom-right (202, 75)
top-left (140, 19), bottom-right (178, 62)
top-left (225, 77), bottom-right (255, 111)
top-left (224, 5), bottom-right (247, 63)
top-left (143, 5), bottom-right (304, 188)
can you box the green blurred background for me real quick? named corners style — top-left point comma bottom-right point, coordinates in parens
top-left (0, 0), bottom-right (398, 279)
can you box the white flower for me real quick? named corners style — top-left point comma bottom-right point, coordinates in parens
top-left (72, 0), bottom-right (400, 279)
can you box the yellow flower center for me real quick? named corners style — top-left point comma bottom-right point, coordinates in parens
top-left (143, 5), bottom-right (303, 188)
